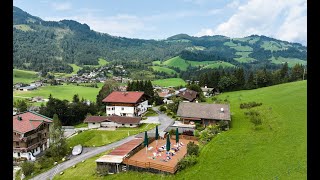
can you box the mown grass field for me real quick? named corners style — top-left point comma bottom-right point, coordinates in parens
top-left (269, 56), bottom-right (307, 67)
top-left (13, 69), bottom-right (39, 84)
top-left (13, 24), bottom-right (34, 31)
top-left (151, 66), bottom-right (177, 74)
top-left (67, 123), bottom-right (157, 148)
top-left (13, 83), bottom-right (102, 102)
top-left (152, 78), bottom-right (186, 87)
top-left (58, 80), bottom-right (306, 180)
top-left (163, 56), bottom-right (189, 71)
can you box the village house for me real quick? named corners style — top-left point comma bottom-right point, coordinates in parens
top-left (103, 91), bottom-right (149, 117)
top-left (13, 111), bottom-right (52, 160)
top-left (84, 115), bottom-right (141, 129)
top-left (201, 86), bottom-right (214, 97)
top-left (19, 85), bottom-right (37, 91)
top-left (177, 89), bottom-right (198, 102)
top-left (177, 102), bottom-right (231, 128)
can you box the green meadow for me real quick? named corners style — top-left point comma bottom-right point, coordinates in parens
top-left (202, 61), bottom-right (235, 69)
top-left (163, 56), bottom-right (189, 71)
top-left (13, 83), bottom-right (103, 102)
top-left (269, 57), bottom-right (307, 67)
top-left (13, 69), bottom-right (39, 84)
top-left (54, 80), bottom-right (306, 180)
top-left (152, 78), bottom-right (186, 87)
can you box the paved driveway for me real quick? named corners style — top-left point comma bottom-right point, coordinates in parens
top-left (30, 107), bottom-right (174, 180)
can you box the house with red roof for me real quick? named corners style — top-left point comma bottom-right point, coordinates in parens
top-left (13, 111), bottom-right (52, 160)
top-left (84, 115), bottom-right (141, 129)
top-left (102, 91), bottom-right (149, 117)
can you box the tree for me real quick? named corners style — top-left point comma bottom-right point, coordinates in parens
top-left (46, 114), bottom-right (68, 159)
top-left (72, 94), bottom-right (80, 103)
top-left (280, 62), bottom-right (289, 82)
top-left (13, 99), bottom-right (29, 112)
top-left (96, 79), bottom-right (120, 112)
top-left (187, 141), bottom-right (199, 156)
top-left (290, 64), bottom-right (304, 81)
top-left (21, 161), bottom-right (34, 176)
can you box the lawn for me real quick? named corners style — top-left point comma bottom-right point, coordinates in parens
top-left (269, 56), bottom-right (307, 67)
top-left (84, 80), bottom-right (306, 179)
top-left (13, 83), bottom-right (101, 102)
top-left (224, 41), bottom-right (253, 51)
top-left (152, 61), bottom-right (162, 65)
top-left (67, 123), bottom-right (158, 148)
top-left (152, 78), bottom-right (186, 87)
top-left (163, 56), bottom-right (189, 71)
top-left (151, 66), bottom-right (177, 75)
top-left (261, 41), bottom-right (290, 51)
top-left (13, 69), bottom-right (39, 84)
top-left (74, 123), bottom-right (88, 128)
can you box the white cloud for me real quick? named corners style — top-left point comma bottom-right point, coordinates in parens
top-left (194, 28), bottom-right (215, 37)
top-left (195, 0), bottom-right (307, 45)
top-left (45, 14), bottom-right (155, 37)
top-left (227, 0), bottom-right (240, 8)
top-left (51, 2), bottom-right (72, 11)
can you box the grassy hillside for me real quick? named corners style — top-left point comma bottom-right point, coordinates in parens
top-left (163, 56), bottom-right (189, 71)
top-left (151, 66), bottom-right (177, 74)
top-left (270, 57), bottom-right (307, 67)
top-left (234, 51), bottom-right (256, 63)
top-left (13, 69), bottom-right (39, 84)
top-left (152, 78), bottom-right (186, 87)
top-left (87, 80), bottom-right (305, 179)
top-left (68, 64), bottom-right (82, 74)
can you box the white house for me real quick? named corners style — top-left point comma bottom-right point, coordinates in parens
top-left (103, 91), bottom-right (149, 117)
top-left (84, 115), bottom-right (141, 129)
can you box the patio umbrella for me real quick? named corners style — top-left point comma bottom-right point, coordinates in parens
top-left (155, 125), bottom-right (159, 146)
top-left (144, 131), bottom-right (148, 154)
top-left (166, 133), bottom-right (171, 152)
top-left (176, 128), bottom-right (179, 145)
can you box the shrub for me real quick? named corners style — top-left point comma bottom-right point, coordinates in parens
top-left (240, 102), bottom-right (262, 109)
top-left (159, 105), bottom-right (166, 112)
top-left (245, 110), bottom-right (263, 128)
top-left (21, 161), bottom-right (34, 176)
top-left (177, 155), bottom-right (198, 171)
top-left (96, 165), bottom-right (109, 176)
top-left (194, 130), bottom-right (200, 138)
top-left (187, 141), bottom-right (199, 156)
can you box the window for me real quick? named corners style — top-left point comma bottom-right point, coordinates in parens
top-left (130, 124), bottom-right (132, 126)
top-left (122, 124), bottom-right (125, 126)
top-left (16, 142), bottom-right (19, 146)
top-left (18, 152), bottom-right (20, 157)
top-left (121, 107), bottom-right (124, 110)
top-left (93, 123), bottom-right (95, 125)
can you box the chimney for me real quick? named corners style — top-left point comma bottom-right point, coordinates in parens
top-left (17, 116), bottom-right (22, 121)
top-left (220, 108), bottom-right (224, 112)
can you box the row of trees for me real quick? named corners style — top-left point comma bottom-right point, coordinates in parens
top-left (39, 94), bottom-right (98, 125)
top-left (127, 80), bottom-right (162, 105)
top-left (195, 63), bottom-right (306, 92)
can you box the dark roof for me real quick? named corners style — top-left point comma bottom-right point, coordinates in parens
top-left (84, 115), bottom-right (141, 124)
top-left (102, 91), bottom-right (144, 103)
top-left (177, 102), bottom-right (231, 121)
top-left (13, 111), bottom-right (52, 133)
top-left (177, 89), bottom-right (198, 102)
top-left (108, 138), bottom-right (143, 156)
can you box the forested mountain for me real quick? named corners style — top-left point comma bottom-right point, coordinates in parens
top-left (13, 6), bottom-right (307, 73)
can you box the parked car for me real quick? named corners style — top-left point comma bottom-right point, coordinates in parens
top-left (72, 144), bottom-right (83, 156)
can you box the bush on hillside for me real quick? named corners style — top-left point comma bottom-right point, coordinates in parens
top-left (159, 105), bottom-right (166, 112)
top-left (177, 155), bottom-right (198, 171)
top-left (187, 141), bottom-right (199, 156)
top-left (240, 102), bottom-right (262, 109)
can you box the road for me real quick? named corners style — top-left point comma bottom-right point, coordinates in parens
top-left (31, 107), bottom-right (174, 180)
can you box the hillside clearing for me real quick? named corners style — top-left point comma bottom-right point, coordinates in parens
top-left (152, 78), bottom-right (186, 87)
top-left (13, 69), bottom-right (39, 84)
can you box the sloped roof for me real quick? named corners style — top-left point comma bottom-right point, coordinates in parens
top-left (177, 89), bottom-right (198, 102)
top-left (177, 102), bottom-right (231, 121)
top-left (13, 111), bottom-right (52, 133)
top-left (84, 115), bottom-right (141, 124)
top-left (102, 91), bottom-right (144, 103)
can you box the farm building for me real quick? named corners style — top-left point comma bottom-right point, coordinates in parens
top-left (177, 102), bottom-right (231, 128)
top-left (84, 115), bottom-right (141, 129)
top-left (19, 85), bottom-right (37, 91)
top-left (177, 89), bottom-right (198, 102)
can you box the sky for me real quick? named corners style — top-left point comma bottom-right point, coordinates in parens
top-left (13, 0), bottom-right (307, 45)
